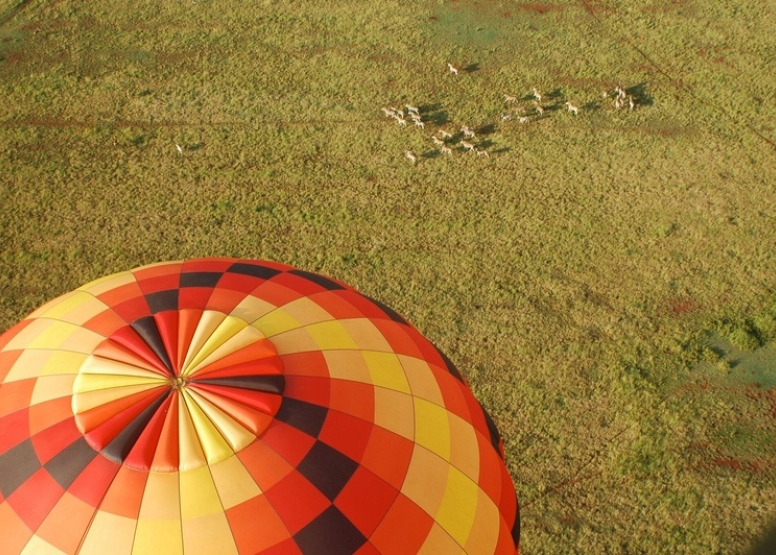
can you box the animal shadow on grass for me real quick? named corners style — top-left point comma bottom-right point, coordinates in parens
top-left (476, 123), bottom-right (497, 135)
top-left (426, 110), bottom-right (449, 126)
top-left (626, 82), bottom-right (653, 107)
top-left (421, 149), bottom-right (441, 159)
top-left (491, 146), bottom-right (511, 154)
top-left (187, 142), bottom-right (205, 151)
top-left (546, 88), bottom-right (564, 101)
top-left (582, 101), bottom-right (601, 112)
top-left (477, 139), bottom-right (495, 149)
top-left (419, 103), bottom-right (442, 113)
top-left (464, 63), bottom-right (480, 73)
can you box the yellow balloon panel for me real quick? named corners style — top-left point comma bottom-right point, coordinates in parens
top-left (435, 465), bottom-right (479, 547)
top-left (208, 455), bottom-right (262, 510)
top-left (365, 351), bottom-right (411, 394)
top-left (414, 397), bottom-right (452, 459)
top-left (78, 511), bottom-right (135, 555)
top-left (183, 315), bottom-right (247, 376)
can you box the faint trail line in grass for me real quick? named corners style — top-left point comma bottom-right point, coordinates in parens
top-left (576, 0), bottom-right (776, 155)
top-left (521, 426), bottom-right (630, 509)
top-left (0, 0), bottom-right (32, 28)
top-left (0, 117), bottom-right (385, 129)
top-left (523, 472), bottom-right (603, 508)
top-left (0, 0), bottom-right (63, 28)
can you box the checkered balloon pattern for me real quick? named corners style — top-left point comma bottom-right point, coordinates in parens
top-left (0, 259), bottom-right (520, 554)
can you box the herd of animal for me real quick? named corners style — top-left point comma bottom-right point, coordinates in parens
top-left (385, 63), bottom-right (642, 164)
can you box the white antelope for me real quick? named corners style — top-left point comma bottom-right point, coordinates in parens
top-left (448, 62), bottom-right (459, 75)
top-left (628, 96), bottom-right (635, 111)
top-left (431, 136), bottom-right (445, 147)
top-left (440, 145), bottom-right (453, 156)
top-left (534, 101), bottom-right (544, 115)
top-left (475, 148), bottom-right (490, 158)
top-left (414, 120), bottom-right (425, 129)
top-left (405, 151), bottom-right (417, 164)
top-left (518, 116), bottom-right (530, 124)
top-left (614, 96), bottom-right (624, 110)
top-left (176, 144), bottom-right (184, 155)
top-left (405, 104), bottom-right (419, 114)
top-left (501, 113), bottom-right (513, 122)
top-left (440, 130), bottom-right (453, 140)
top-left (461, 141), bottom-right (475, 152)
top-left (381, 107), bottom-right (393, 117)
top-left (532, 87), bottom-right (542, 102)
top-left (396, 117), bottom-right (407, 126)
top-left (504, 94), bottom-right (518, 103)
top-left (461, 126), bottom-right (475, 138)
top-left (565, 101), bottom-right (579, 116)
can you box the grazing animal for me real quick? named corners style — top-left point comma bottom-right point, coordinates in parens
top-left (532, 87), bottom-right (542, 102)
top-left (565, 101), bottom-right (579, 116)
top-left (440, 130), bottom-right (453, 140)
top-left (504, 94), bottom-right (518, 103)
top-left (432, 136), bottom-right (445, 147)
top-left (518, 116), bottom-right (530, 124)
top-left (461, 126), bottom-right (475, 139)
top-left (396, 117), bottom-right (407, 126)
top-left (628, 96), bottom-right (635, 111)
top-left (614, 96), bottom-right (624, 110)
top-left (405, 151), bottom-right (417, 164)
top-left (461, 141), bottom-right (475, 152)
top-left (534, 101), bottom-right (544, 116)
top-left (405, 104), bottom-right (419, 114)
top-left (475, 148), bottom-right (490, 158)
top-left (414, 120), bottom-right (425, 129)
top-left (501, 113), bottom-right (513, 122)
top-left (440, 145), bottom-right (453, 156)
top-left (381, 107), bottom-right (393, 117)
top-left (176, 144), bottom-right (184, 155)
top-left (448, 62), bottom-right (459, 75)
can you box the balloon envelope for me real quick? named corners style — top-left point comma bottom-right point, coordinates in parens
top-left (0, 259), bottom-right (520, 554)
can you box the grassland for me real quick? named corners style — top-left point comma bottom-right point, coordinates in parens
top-left (2, 0), bottom-right (776, 552)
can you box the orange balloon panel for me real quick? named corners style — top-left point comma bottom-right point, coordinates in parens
top-left (0, 259), bottom-right (520, 554)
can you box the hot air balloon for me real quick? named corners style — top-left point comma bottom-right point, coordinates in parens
top-left (0, 258), bottom-right (520, 554)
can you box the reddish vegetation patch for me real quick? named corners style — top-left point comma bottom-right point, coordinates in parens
top-left (712, 458), bottom-right (763, 473)
top-left (667, 298), bottom-right (698, 315)
top-left (517, 3), bottom-right (564, 14)
top-left (651, 124), bottom-right (689, 138)
top-left (745, 386), bottom-right (776, 419)
top-left (3, 51), bottom-right (25, 64)
top-left (714, 458), bottom-right (741, 471)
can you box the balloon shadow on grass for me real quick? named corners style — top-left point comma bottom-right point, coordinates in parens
top-left (748, 520), bottom-right (776, 555)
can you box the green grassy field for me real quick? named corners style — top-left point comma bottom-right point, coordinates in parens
top-left (2, 0), bottom-right (776, 552)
